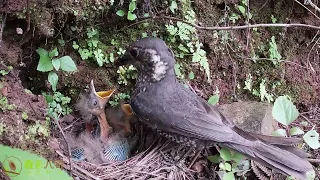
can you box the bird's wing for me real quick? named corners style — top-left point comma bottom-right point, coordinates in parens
top-left (131, 84), bottom-right (241, 144)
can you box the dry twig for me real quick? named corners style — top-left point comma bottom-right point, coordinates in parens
top-left (54, 116), bottom-right (73, 177)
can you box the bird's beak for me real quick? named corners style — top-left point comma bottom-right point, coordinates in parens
top-left (121, 103), bottom-right (133, 116)
top-left (90, 79), bottom-right (116, 107)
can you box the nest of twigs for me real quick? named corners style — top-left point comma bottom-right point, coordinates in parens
top-left (50, 116), bottom-right (206, 180)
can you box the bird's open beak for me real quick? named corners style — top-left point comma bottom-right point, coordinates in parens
top-left (90, 79), bottom-right (116, 107)
top-left (121, 104), bottom-right (133, 116)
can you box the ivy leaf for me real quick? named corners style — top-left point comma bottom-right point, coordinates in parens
top-left (290, 127), bottom-right (304, 136)
top-left (220, 147), bottom-right (232, 161)
top-left (303, 130), bottom-right (320, 149)
top-left (36, 48), bottom-right (53, 72)
top-left (272, 96), bottom-right (299, 126)
top-left (59, 56), bottom-right (77, 72)
top-left (208, 94), bottom-right (219, 105)
top-left (272, 128), bottom-right (287, 137)
top-left (116, 10), bottom-right (125, 17)
top-left (127, 11), bottom-right (137, 21)
top-left (52, 59), bottom-right (61, 71)
top-left (48, 72), bottom-right (58, 92)
top-left (49, 48), bottom-right (59, 59)
top-left (129, 1), bottom-right (136, 12)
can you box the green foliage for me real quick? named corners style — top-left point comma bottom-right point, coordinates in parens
top-left (43, 92), bottom-right (72, 120)
top-left (26, 121), bottom-right (50, 139)
top-left (244, 78), bottom-right (274, 103)
top-left (303, 130), bottom-right (320, 149)
top-left (232, 0), bottom-right (252, 22)
top-left (268, 36), bottom-right (282, 65)
top-left (116, 0), bottom-right (137, 21)
top-left (73, 28), bottom-right (116, 66)
top-left (0, 122), bottom-right (6, 136)
top-left (165, 10), bottom-right (211, 82)
top-left (0, 145), bottom-right (72, 179)
top-left (0, 96), bottom-right (15, 112)
top-left (36, 48), bottom-right (77, 91)
top-left (272, 96), bottom-right (299, 126)
top-left (169, 1), bottom-right (178, 14)
top-left (117, 65), bottom-right (138, 85)
top-left (109, 93), bottom-right (130, 107)
top-left (208, 147), bottom-right (248, 180)
top-left (208, 94), bottom-right (220, 105)
top-left (272, 96), bottom-right (320, 150)
top-left (0, 65), bottom-right (13, 76)
top-left (271, 15), bottom-right (277, 23)
top-left (22, 112), bottom-right (29, 120)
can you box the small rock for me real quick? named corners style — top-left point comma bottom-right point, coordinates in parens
top-left (217, 101), bottom-right (279, 135)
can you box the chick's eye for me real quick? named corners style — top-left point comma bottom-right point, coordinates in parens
top-left (129, 49), bottom-right (138, 58)
top-left (92, 99), bottom-right (98, 106)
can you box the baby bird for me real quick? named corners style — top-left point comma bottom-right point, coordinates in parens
top-left (66, 80), bottom-right (137, 164)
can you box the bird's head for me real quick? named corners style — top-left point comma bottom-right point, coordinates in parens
top-left (116, 37), bottom-right (176, 82)
top-left (76, 80), bottom-right (116, 117)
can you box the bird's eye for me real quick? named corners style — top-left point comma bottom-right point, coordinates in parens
top-left (129, 48), bottom-right (138, 58)
top-left (92, 99), bottom-right (98, 106)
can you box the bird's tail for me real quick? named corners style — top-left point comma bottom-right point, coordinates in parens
top-left (223, 134), bottom-right (314, 180)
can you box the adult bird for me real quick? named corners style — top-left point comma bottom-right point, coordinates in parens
top-left (116, 37), bottom-right (314, 180)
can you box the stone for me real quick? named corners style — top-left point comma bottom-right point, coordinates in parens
top-left (217, 101), bottom-right (279, 136)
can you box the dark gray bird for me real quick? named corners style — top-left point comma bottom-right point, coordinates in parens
top-left (117, 37), bottom-right (315, 180)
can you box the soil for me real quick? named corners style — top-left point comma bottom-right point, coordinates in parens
top-left (0, 0), bottom-right (320, 179)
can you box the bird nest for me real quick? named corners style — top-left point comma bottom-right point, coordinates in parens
top-left (51, 118), bottom-right (203, 180)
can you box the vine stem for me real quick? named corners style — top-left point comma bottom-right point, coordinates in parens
top-left (127, 16), bottom-right (320, 31)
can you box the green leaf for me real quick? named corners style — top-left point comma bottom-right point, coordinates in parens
top-left (208, 94), bottom-right (219, 105)
top-left (188, 71), bottom-right (194, 80)
top-left (220, 147), bottom-right (232, 161)
top-left (48, 72), bottom-right (58, 92)
top-left (290, 127), bottom-right (304, 136)
top-left (52, 59), bottom-right (61, 71)
top-left (36, 48), bottom-right (53, 72)
top-left (223, 172), bottom-right (235, 180)
top-left (224, 162), bottom-right (232, 171)
top-left (72, 41), bottom-right (79, 50)
top-left (116, 10), bottom-right (125, 17)
top-left (58, 56), bottom-right (77, 72)
top-left (127, 11), bottom-right (137, 21)
top-left (129, 1), bottom-right (136, 12)
top-left (232, 151), bottom-right (243, 163)
top-left (272, 128), bottom-right (287, 137)
top-left (237, 5), bottom-right (246, 16)
top-left (0, 145), bottom-right (73, 180)
top-left (208, 154), bottom-right (222, 163)
top-left (303, 130), bottom-right (320, 149)
top-left (272, 96), bottom-right (299, 126)
top-left (170, 1), bottom-right (178, 13)
top-left (49, 48), bottom-right (59, 59)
